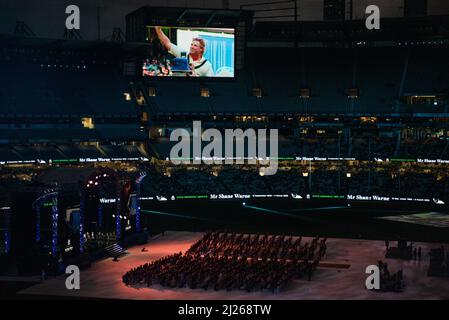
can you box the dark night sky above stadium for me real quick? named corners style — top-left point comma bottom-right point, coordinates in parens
top-left (0, 0), bottom-right (249, 40)
top-left (1, 0), bottom-right (448, 40)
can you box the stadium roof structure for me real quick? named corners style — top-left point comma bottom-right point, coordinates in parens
top-left (126, 6), bottom-right (252, 28)
top-left (0, 127), bottom-right (146, 143)
top-left (249, 14), bottom-right (449, 43)
top-left (0, 33), bottom-right (151, 56)
top-left (125, 6), bottom-right (253, 43)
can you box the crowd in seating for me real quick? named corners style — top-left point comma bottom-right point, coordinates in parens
top-left (300, 137), bottom-right (349, 158)
top-left (396, 138), bottom-right (449, 159)
top-left (314, 135), bottom-right (449, 160)
top-left (258, 169), bottom-right (305, 195)
top-left (153, 134), bottom-right (449, 161)
top-left (122, 232), bottom-right (327, 293)
top-left (3, 158), bottom-right (449, 203)
top-left (0, 167), bottom-right (37, 186)
top-left (142, 58), bottom-right (172, 77)
top-left (171, 169), bottom-right (228, 195)
top-left (219, 168), bottom-right (271, 195)
top-left (351, 136), bottom-right (397, 160)
top-left (137, 163), bottom-right (449, 201)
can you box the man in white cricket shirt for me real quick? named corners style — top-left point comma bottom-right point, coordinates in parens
top-left (154, 26), bottom-right (214, 77)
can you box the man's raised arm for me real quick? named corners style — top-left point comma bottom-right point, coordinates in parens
top-left (154, 27), bottom-right (172, 51)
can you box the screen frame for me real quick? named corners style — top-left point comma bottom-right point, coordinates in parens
top-left (139, 25), bottom-right (237, 82)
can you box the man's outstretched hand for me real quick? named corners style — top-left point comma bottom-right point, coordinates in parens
top-left (154, 27), bottom-right (171, 51)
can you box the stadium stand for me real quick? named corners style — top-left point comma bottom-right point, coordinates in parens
top-left (0, 61), bottom-right (137, 118)
top-left (133, 160), bottom-right (449, 202)
top-left (145, 46), bottom-right (449, 115)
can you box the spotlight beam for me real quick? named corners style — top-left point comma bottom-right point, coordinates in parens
top-left (286, 206), bottom-right (348, 213)
top-left (243, 204), bottom-right (345, 224)
top-left (243, 204), bottom-right (303, 219)
top-left (140, 209), bottom-right (221, 223)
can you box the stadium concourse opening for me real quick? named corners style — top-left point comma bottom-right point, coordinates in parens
top-left (1, 2), bottom-right (449, 303)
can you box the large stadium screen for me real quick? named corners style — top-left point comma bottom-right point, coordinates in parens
top-left (142, 26), bottom-right (235, 78)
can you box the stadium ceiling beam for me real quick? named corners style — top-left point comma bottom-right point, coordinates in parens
top-left (175, 10), bottom-right (189, 25)
top-left (63, 28), bottom-right (83, 40)
top-left (14, 21), bottom-right (36, 38)
top-left (206, 12), bottom-right (218, 27)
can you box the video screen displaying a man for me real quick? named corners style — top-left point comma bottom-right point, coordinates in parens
top-left (142, 26), bottom-right (235, 78)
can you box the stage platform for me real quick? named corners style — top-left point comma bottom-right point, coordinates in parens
top-left (20, 231), bottom-right (449, 300)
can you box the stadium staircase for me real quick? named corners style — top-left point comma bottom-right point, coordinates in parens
top-left (394, 132), bottom-right (401, 157)
top-left (137, 82), bottom-right (159, 114)
top-left (216, 175), bottom-right (233, 194)
top-left (137, 144), bottom-right (149, 157)
top-left (10, 147), bottom-right (24, 161)
top-left (97, 146), bottom-right (109, 158)
top-left (264, 180), bottom-right (274, 194)
top-left (105, 243), bottom-right (127, 259)
top-left (204, 97), bottom-right (215, 114)
top-left (148, 141), bottom-right (161, 159)
top-left (55, 146), bottom-right (69, 159)
top-left (54, 146), bottom-right (67, 159)
top-left (439, 140), bottom-right (449, 159)
top-left (346, 129), bottom-right (353, 158)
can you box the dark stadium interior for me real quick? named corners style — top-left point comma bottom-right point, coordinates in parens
top-left (1, 0), bottom-right (449, 301)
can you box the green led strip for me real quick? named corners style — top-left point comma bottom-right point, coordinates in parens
top-left (52, 159), bottom-right (79, 163)
top-left (312, 194), bottom-right (345, 199)
top-left (390, 158), bottom-right (416, 162)
top-left (176, 195), bottom-right (208, 199)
